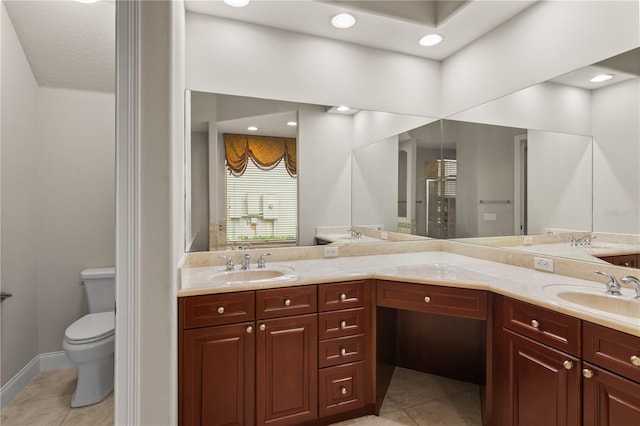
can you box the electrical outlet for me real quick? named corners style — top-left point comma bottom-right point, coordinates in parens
top-left (323, 246), bottom-right (339, 258)
top-left (380, 232), bottom-right (388, 240)
top-left (523, 236), bottom-right (534, 245)
top-left (534, 257), bottom-right (554, 272)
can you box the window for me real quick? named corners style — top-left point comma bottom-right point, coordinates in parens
top-left (224, 134), bottom-right (297, 244)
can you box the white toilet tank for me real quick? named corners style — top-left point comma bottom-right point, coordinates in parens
top-left (82, 267), bottom-right (115, 313)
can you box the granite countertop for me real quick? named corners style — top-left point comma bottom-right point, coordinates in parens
top-left (180, 251), bottom-right (640, 337)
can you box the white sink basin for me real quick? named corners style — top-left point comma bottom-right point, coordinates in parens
top-left (544, 284), bottom-right (640, 319)
top-left (201, 266), bottom-right (298, 286)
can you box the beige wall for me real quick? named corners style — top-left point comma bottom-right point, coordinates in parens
top-left (1, 2), bottom-right (39, 387)
top-left (36, 87), bottom-right (115, 353)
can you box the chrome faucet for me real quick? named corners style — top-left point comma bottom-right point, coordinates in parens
top-left (571, 234), bottom-right (596, 246)
top-left (257, 253), bottom-right (272, 269)
top-left (348, 228), bottom-right (361, 239)
top-left (218, 255), bottom-right (235, 271)
top-left (594, 271), bottom-right (622, 296)
top-left (621, 276), bottom-right (640, 300)
top-left (241, 253), bottom-right (251, 270)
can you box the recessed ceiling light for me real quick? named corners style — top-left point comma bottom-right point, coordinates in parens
top-left (75, 0), bottom-right (100, 3)
top-left (247, 126), bottom-right (258, 131)
top-left (419, 34), bottom-right (443, 47)
top-left (223, 0), bottom-right (251, 7)
top-left (331, 13), bottom-right (356, 29)
top-left (590, 74), bottom-right (614, 83)
top-left (286, 121), bottom-right (297, 127)
top-left (336, 106), bottom-right (350, 112)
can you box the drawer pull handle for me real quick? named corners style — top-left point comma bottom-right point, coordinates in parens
top-left (284, 298), bottom-right (291, 306)
top-left (340, 320), bottom-right (347, 329)
top-left (582, 369), bottom-right (594, 379)
top-left (562, 360), bottom-right (573, 370)
top-left (424, 296), bottom-right (431, 303)
top-left (631, 355), bottom-right (640, 366)
top-left (340, 386), bottom-right (348, 395)
top-left (340, 347), bottom-right (347, 356)
top-left (530, 319), bottom-right (540, 329)
top-left (259, 324), bottom-right (266, 331)
top-left (217, 306), bottom-right (225, 314)
top-left (246, 326), bottom-right (253, 334)
top-left (340, 293), bottom-right (347, 301)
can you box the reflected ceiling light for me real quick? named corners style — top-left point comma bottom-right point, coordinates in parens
top-left (336, 105), bottom-right (350, 112)
top-left (590, 74), bottom-right (614, 83)
top-left (247, 126), bottom-right (258, 131)
top-left (223, 0), bottom-right (251, 7)
top-left (286, 121), bottom-right (297, 127)
top-left (419, 34), bottom-right (443, 47)
top-left (331, 13), bottom-right (356, 29)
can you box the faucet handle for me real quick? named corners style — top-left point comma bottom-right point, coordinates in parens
top-left (595, 271), bottom-right (622, 296)
top-left (218, 255), bottom-right (235, 271)
top-left (621, 276), bottom-right (640, 300)
top-left (257, 253), bottom-right (272, 269)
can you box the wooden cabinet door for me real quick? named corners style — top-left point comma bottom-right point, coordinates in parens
top-left (256, 313), bottom-right (318, 426)
top-left (182, 322), bottom-right (255, 426)
top-left (505, 329), bottom-right (581, 426)
top-left (583, 363), bottom-right (640, 426)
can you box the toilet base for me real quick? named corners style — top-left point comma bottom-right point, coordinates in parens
top-left (70, 353), bottom-right (114, 408)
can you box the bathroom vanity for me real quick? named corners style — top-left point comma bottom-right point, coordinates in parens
top-left (178, 247), bottom-right (640, 426)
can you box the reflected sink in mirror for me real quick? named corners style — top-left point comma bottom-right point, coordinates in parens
top-left (544, 284), bottom-right (640, 319)
top-left (200, 266), bottom-right (298, 286)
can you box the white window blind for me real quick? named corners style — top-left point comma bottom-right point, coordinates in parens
top-left (226, 160), bottom-right (297, 243)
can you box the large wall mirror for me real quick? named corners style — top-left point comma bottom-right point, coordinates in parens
top-left (185, 90), bottom-right (436, 252)
top-left (186, 47), bottom-right (639, 268)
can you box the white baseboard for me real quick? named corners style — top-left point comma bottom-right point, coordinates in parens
top-left (0, 351), bottom-right (73, 410)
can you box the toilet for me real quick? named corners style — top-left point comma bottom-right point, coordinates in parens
top-left (63, 267), bottom-right (115, 408)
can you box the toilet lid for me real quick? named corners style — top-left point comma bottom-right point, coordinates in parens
top-left (65, 312), bottom-right (114, 343)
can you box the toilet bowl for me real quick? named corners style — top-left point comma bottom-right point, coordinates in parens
top-left (63, 267), bottom-right (115, 408)
top-left (64, 311), bottom-right (115, 407)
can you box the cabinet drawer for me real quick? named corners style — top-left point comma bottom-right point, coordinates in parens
top-left (256, 285), bottom-right (317, 319)
top-left (502, 297), bottom-right (581, 356)
top-left (377, 280), bottom-right (487, 320)
top-left (319, 334), bottom-right (365, 368)
top-left (319, 308), bottom-right (366, 340)
top-left (319, 361), bottom-right (365, 417)
top-left (318, 281), bottom-right (365, 312)
top-left (583, 322), bottom-right (640, 383)
top-left (182, 292), bottom-right (255, 328)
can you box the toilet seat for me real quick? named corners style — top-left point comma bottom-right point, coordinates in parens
top-left (65, 312), bottom-right (114, 344)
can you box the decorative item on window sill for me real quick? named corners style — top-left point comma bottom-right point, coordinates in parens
top-left (224, 133), bottom-right (297, 177)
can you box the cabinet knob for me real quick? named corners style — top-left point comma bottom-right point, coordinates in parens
top-left (246, 325), bottom-right (253, 334)
top-left (562, 360), bottom-right (573, 370)
top-left (631, 355), bottom-right (640, 366)
top-left (217, 306), bottom-right (225, 314)
top-left (340, 320), bottom-right (347, 329)
top-left (424, 296), bottom-right (431, 303)
top-left (582, 369), bottom-right (594, 379)
top-left (530, 319), bottom-right (540, 329)
top-left (340, 386), bottom-right (348, 395)
top-left (340, 347), bottom-right (347, 356)
top-left (259, 324), bottom-right (266, 331)
top-left (284, 298), bottom-right (291, 306)
top-left (624, 262), bottom-right (630, 267)
top-left (340, 293), bottom-right (347, 301)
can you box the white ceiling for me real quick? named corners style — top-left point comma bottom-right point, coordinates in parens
top-left (3, 0), bottom-right (115, 93)
top-left (3, 0), bottom-right (537, 93)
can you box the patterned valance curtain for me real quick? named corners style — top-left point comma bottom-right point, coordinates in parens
top-left (224, 133), bottom-right (297, 177)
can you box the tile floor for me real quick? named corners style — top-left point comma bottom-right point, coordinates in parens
top-left (0, 369), bottom-right (113, 426)
top-left (0, 366), bottom-right (480, 425)
top-left (331, 367), bottom-right (482, 426)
